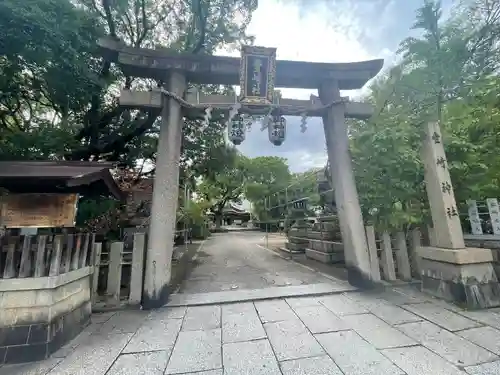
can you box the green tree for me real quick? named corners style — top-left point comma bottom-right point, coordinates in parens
top-left (198, 151), bottom-right (249, 227)
top-left (348, 0), bottom-right (500, 231)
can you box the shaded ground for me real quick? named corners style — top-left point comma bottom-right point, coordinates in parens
top-left (177, 232), bottom-right (334, 294)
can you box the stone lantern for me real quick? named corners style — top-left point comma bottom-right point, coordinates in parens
top-left (268, 115), bottom-right (286, 145)
top-left (228, 114), bottom-right (245, 145)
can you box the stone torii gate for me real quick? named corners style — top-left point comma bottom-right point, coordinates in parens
top-left (98, 38), bottom-right (384, 308)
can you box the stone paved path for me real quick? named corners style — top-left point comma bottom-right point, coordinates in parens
top-left (3, 285), bottom-right (500, 375)
top-left (178, 232), bottom-right (333, 294)
top-left (3, 232), bottom-right (500, 374)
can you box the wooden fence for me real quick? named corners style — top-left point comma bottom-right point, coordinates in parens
top-left (365, 226), bottom-right (422, 283)
top-left (0, 233), bottom-right (95, 279)
top-left (464, 198), bottom-right (500, 235)
top-left (91, 229), bottom-right (192, 307)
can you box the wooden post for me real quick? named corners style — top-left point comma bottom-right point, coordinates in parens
top-left (107, 241), bottom-right (123, 303)
top-left (49, 235), bottom-right (63, 276)
top-left (427, 225), bottom-right (437, 247)
top-left (3, 240), bottom-right (17, 279)
top-left (410, 229), bottom-right (422, 278)
top-left (34, 235), bottom-right (48, 277)
top-left (91, 242), bottom-right (102, 305)
top-left (129, 233), bottom-right (146, 305)
top-left (18, 236), bottom-right (32, 277)
top-left (486, 198), bottom-right (500, 235)
top-left (71, 234), bottom-right (82, 270)
top-left (395, 232), bottom-right (412, 281)
top-left (62, 234), bottom-right (74, 274)
top-left (381, 231), bottom-right (396, 281)
top-left (365, 226), bottom-right (381, 282)
top-left (79, 233), bottom-right (91, 268)
top-left (467, 200), bottom-right (483, 235)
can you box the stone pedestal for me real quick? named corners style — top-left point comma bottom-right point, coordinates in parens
top-left (305, 239), bottom-right (344, 264)
top-left (0, 267), bottom-right (92, 364)
top-left (284, 222), bottom-right (309, 254)
top-left (419, 247), bottom-right (500, 309)
top-left (418, 122), bottom-right (500, 308)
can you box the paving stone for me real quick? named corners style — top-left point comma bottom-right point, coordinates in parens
top-left (0, 357), bottom-right (62, 375)
top-left (148, 306), bottom-right (187, 320)
top-left (344, 293), bottom-right (422, 325)
top-left (96, 311), bottom-right (148, 335)
top-left (165, 329), bottom-right (222, 374)
top-left (391, 286), bottom-right (433, 303)
top-left (377, 289), bottom-right (430, 305)
top-left (264, 319), bottom-right (325, 361)
top-left (167, 283), bottom-right (355, 306)
top-left (458, 326), bottom-right (500, 355)
top-left (106, 351), bottom-right (169, 375)
top-left (254, 300), bottom-right (298, 323)
top-left (223, 339), bottom-right (281, 375)
top-left (320, 294), bottom-right (368, 316)
top-left (403, 303), bottom-right (481, 331)
top-left (47, 333), bottom-right (133, 375)
top-left (285, 296), bottom-right (322, 309)
top-left (123, 317), bottom-right (182, 353)
top-left (397, 321), bottom-right (497, 366)
top-left (52, 322), bottom-right (102, 358)
top-left (222, 302), bottom-right (256, 315)
top-left (342, 313), bottom-right (416, 349)
top-left (91, 312), bottom-right (116, 324)
top-left (458, 310), bottom-right (500, 330)
top-left (292, 305), bottom-right (350, 334)
top-left (280, 355), bottom-right (344, 375)
top-left (381, 345), bottom-right (465, 375)
top-left (222, 303), bottom-right (266, 343)
top-left (315, 330), bottom-right (404, 375)
top-left (465, 360), bottom-right (500, 375)
top-left (182, 305), bottom-right (221, 331)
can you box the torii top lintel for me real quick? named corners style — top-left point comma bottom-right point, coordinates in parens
top-left (98, 38), bottom-right (384, 90)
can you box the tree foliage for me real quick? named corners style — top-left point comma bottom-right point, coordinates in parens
top-left (0, 0), bottom-right (257, 173)
top-left (349, 0), bottom-right (500, 230)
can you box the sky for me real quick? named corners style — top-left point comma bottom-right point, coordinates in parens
top-left (225, 0), bottom-right (454, 173)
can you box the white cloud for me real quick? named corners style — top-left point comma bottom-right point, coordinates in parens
top-left (220, 0), bottom-right (421, 171)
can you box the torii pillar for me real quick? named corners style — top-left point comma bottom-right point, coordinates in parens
top-left (142, 71), bottom-right (186, 309)
top-left (319, 80), bottom-right (374, 288)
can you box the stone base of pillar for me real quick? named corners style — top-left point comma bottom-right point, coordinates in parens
top-left (346, 266), bottom-right (383, 290)
top-left (418, 246), bottom-right (500, 309)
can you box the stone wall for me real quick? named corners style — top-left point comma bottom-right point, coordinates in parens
top-left (284, 218), bottom-right (344, 264)
top-left (0, 267), bottom-right (92, 364)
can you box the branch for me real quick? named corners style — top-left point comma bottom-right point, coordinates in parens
top-left (68, 109), bottom-right (160, 160)
top-left (191, 0), bottom-right (208, 54)
top-left (102, 0), bottom-right (116, 37)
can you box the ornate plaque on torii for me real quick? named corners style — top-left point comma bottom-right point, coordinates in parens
top-left (238, 45), bottom-right (277, 106)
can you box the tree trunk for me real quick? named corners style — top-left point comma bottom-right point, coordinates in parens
top-left (215, 214), bottom-right (223, 229)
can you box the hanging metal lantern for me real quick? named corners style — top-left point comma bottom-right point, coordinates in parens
top-left (268, 115), bottom-right (286, 146)
top-left (228, 114), bottom-right (245, 145)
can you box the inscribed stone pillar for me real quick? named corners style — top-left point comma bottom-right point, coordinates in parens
top-left (143, 71), bottom-right (186, 309)
top-left (421, 122), bottom-right (465, 249)
top-left (319, 80), bottom-right (373, 288)
top-left (418, 121), bottom-right (500, 309)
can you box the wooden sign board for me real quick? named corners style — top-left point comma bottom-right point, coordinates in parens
top-left (0, 193), bottom-right (78, 228)
top-left (239, 45), bottom-right (277, 106)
